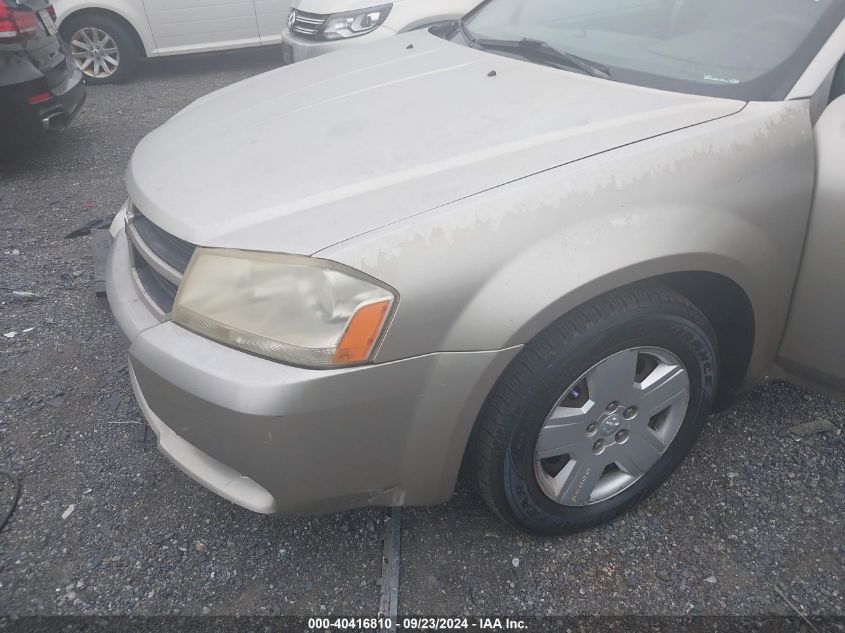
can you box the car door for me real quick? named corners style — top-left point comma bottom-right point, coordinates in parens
top-left (777, 57), bottom-right (845, 398)
top-left (255, 0), bottom-right (291, 45)
top-left (142, 0), bottom-right (261, 55)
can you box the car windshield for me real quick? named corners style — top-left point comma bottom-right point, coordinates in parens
top-left (461, 0), bottom-right (845, 100)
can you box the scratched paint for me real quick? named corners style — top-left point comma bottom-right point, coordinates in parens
top-left (328, 101), bottom-right (807, 271)
top-left (318, 100), bottom-right (813, 372)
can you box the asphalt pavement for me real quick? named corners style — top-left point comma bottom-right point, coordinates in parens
top-left (1, 47), bottom-right (843, 623)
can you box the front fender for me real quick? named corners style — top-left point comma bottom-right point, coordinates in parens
top-left (323, 100), bottom-right (814, 389)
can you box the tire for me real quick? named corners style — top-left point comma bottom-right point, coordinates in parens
top-left (61, 14), bottom-right (141, 85)
top-left (471, 284), bottom-right (719, 535)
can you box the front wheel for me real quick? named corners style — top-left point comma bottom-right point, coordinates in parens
top-left (62, 14), bottom-right (140, 85)
top-left (472, 285), bottom-right (719, 535)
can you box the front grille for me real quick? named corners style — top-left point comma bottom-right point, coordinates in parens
top-left (133, 212), bottom-right (195, 272)
top-left (127, 206), bottom-right (196, 315)
top-left (289, 9), bottom-right (328, 38)
top-left (134, 261), bottom-right (179, 312)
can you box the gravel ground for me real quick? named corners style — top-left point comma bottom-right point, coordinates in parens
top-left (1, 48), bottom-right (844, 622)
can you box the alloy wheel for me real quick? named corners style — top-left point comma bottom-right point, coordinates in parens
top-left (70, 27), bottom-right (120, 79)
top-left (534, 347), bottom-right (690, 507)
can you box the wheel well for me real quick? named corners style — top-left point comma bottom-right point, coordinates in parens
top-left (59, 9), bottom-right (147, 58)
top-left (459, 271), bottom-right (754, 485)
top-left (655, 271), bottom-right (755, 411)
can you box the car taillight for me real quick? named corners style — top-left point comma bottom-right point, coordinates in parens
top-left (27, 91), bottom-right (53, 105)
top-left (0, 4), bottom-right (39, 43)
top-left (0, 6), bottom-right (15, 41)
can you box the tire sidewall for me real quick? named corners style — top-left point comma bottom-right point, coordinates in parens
top-left (502, 306), bottom-right (718, 534)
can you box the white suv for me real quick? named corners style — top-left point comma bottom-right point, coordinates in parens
top-left (281, 0), bottom-right (481, 64)
top-left (53, 0), bottom-right (293, 84)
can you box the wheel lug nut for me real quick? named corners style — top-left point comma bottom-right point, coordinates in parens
top-left (606, 401), bottom-right (619, 412)
top-left (593, 439), bottom-right (604, 453)
top-left (586, 423), bottom-right (597, 434)
top-left (615, 430), bottom-right (628, 443)
top-left (623, 406), bottom-right (638, 419)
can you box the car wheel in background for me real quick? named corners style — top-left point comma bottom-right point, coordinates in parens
top-left (61, 14), bottom-right (140, 85)
top-left (471, 285), bottom-right (719, 535)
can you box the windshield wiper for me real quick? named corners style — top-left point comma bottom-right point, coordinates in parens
top-left (458, 21), bottom-right (611, 79)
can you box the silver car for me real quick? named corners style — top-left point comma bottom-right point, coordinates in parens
top-left (107, 0), bottom-right (845, 534)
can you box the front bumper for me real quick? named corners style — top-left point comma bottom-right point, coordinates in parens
top-left (106, 227), bottom-right (520, 515)
top-left (281, 26), bottom-right (396, 64)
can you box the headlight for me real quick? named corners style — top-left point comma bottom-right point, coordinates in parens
top-left (172, 248), bottom-right (396, 368)
top-left (322, 4), bottom-right (392, 40)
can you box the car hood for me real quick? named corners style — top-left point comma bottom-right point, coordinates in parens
top-left (126, 30), bottom-right (744, 254)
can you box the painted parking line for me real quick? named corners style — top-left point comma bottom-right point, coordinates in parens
top-left (379, 506), bottom-right (402, 632)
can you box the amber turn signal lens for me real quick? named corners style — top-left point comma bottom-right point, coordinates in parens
top-left (333, 299), bottom-right (391, 365)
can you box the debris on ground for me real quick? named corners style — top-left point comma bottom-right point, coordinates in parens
top-left (107, 393), bottom-right (122, 412)
top-left (774, 585), bottom-right (821, 633)
top-left (65, 217), bottom-right (111, 239)
top-left (2, 327), bottom-right (34, 337)
top-left (135, 423), bottom-right (149, 444)
top-left (788, 419), bottom-right (838, 437)
top-left (92, 228), bottom-right (112, 295)
top-left (0, 467), bottom-right (22, 535)
top-left (61, 504), bottom-right (76, 520)
top-left (6, 290), bottom-right (41, 302)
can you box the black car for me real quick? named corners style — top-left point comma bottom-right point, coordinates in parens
top-left (1, 0), bottom-right (85, 132)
